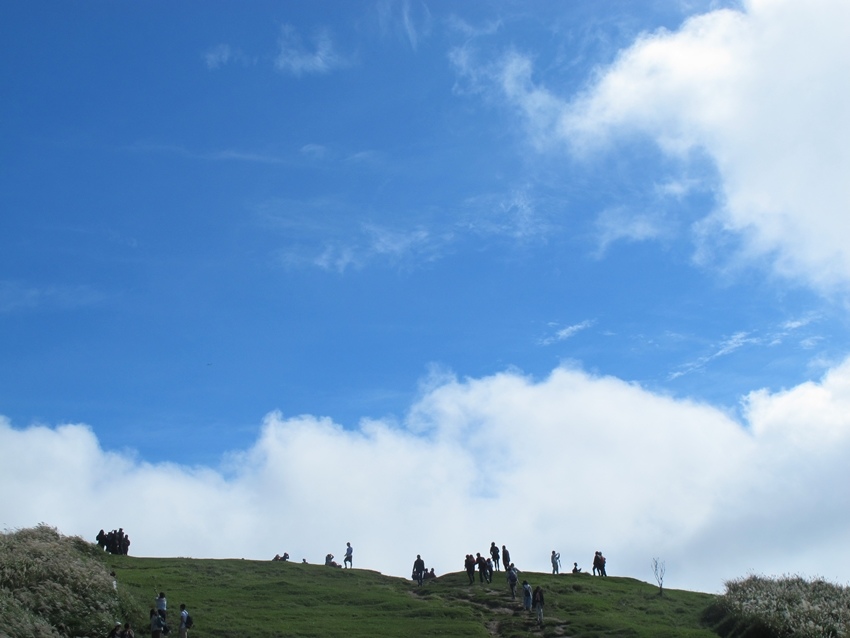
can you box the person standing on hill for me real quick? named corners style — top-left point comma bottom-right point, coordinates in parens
top-left (551, 550), bottom-right (560, 575)
top-left (501, 545), bottom-right (511, 574)
top-left (593, 551), bottom-right (608, 576)
top-left (149, 609), bottom-right (166, 638)
top-left (412, 555), bottom-right (426, 586)
top-left (489, 542), bottom-right (500, 571)
top-left (344, 542), bottom-right (353, 568)
top-left (464, 554), bottom-right (476, 585)
top-left (476, 553), bottom-right (489, 584)
top-left (155, 593), bottom-right (167, 621)
top-left (178, 604), bottom-right (190, 638)
top-left (507, 564), bottom-right (519, 599)
top-left (532, 585), bottom-right (544, 626)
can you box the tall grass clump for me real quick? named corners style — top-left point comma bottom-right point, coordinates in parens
top-left (0, 524), bottom-right (142, 638)
top-left (709, 574), bottom-right (850, 638)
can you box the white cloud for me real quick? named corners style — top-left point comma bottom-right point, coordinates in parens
top-left (275, 24), bottom-right (349, 76)
top-left (203, 44), bottom-right (255, 70)
top-left (377, 0), bottom-right (433, 50)
top-left (496, 0), bottom-right (850, 292)
top-left (594, 206), bottom-right (665, 255)
top-left (540, 320), bottom-right (595, 345)
top-left (5, 358), bottom-right (850, 592)
top-left (0, 281), bottom-right (103, 314)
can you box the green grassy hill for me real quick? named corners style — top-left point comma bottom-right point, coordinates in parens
top-left (107, 555), bottom-right (719, 638)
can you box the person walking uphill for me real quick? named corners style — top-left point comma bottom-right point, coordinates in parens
top-left (522, 580), bottom-right (532, 611)
top-left (532, 586), bottom-right (545, 626)
top-left (178, 604), bottom-right (192, 638)
top-left (155, 593), bottom-right (167, 621)
top-left (507, 563), bottom-right (519, 599)
top-left (149, 609), bottom-right (166, 638)
top-left (464, 554), bottom-right (476, 585)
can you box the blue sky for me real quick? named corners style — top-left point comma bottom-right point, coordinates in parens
top-left (3, 0), bottom-right (850, 593)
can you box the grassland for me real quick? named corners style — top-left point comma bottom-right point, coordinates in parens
top-left (107, 555), bottom-right (720, 638)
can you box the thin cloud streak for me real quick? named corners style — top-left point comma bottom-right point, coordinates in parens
top-left (539, 320), bottom-right (595, 346)
top-left (275, 24), bottom-right (350, 76)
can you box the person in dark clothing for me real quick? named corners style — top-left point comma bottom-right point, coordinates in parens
top-left (532, 586), bottom-right (544, 626)
top-left (489, 542), bottom-right (501, 571)
top-left (502, 545), bottom-right (511, 573)
top-left (476, 553), bottom-right (489, 584)
top-left (412, 555), bottom-right (426, 586)
top-left (464, 554), bottom-right (476, 585)
top-left (593, 551), bottom-right (608, 576)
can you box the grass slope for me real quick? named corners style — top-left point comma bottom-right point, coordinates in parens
top-left (107, 555), bottom-right (719, 638)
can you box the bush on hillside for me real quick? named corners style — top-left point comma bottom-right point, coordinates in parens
top-left (0, 524), bottom-right (142, 638)
top-left (709, 574), bottom-right (850, 638)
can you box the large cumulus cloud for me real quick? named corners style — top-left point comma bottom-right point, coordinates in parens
top-left (500, 0), bottom-right (850, 290)
top-left (4, 359), bottom-right (850, 593)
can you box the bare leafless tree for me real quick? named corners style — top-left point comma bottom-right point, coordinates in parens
top-left (652, 557), bottom-right (666, 596)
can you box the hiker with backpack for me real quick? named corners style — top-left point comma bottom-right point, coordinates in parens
top-left (179, 604), bottom-right (192, 638)
top-left (149, 609), bottom-right (166, 638)
top-left (593, 551), bottom-right (607, 576)
top-left (464, 554), bottom-right (476, 585)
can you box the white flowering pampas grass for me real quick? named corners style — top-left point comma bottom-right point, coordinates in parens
top-left (0, 524), bottom-right (142, 638)
top-left (717, 574), bottom-right (850, 638)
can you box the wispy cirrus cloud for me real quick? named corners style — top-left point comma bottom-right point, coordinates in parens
top-left (669, 316), bottom-right (825, 380)
top-left (0, 281), bottom-right (103, 314)
top-left (274, 24), bottom-right (351, 76)
top-left (203, 44), bottom-right (255, 70)
top-left (127, 142), bottom-right (286, 164)
top-left (540, 319), bottom-right (595, 346)
top-left (377, 0), bottom-right (433, 51)
top-left (594, 206), bottom-right (666, 256)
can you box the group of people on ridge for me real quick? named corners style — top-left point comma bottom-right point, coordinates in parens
top-left (323, 541), bottom-right (355, 568)
top-left (96, 528), bottom-right (131, 556)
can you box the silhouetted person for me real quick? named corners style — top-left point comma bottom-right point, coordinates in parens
top-left (489, 542), bottom-right (501, 571)
top-left (464, 554), bottom-right (476, 585)
top-left (412, 555), bottom-right (425, 586)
